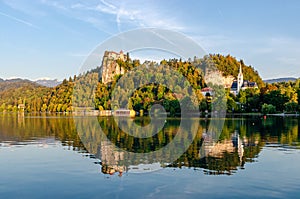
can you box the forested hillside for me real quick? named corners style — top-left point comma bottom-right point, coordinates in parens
top-left (1, 54), bottom-right (298, 114)
top-left (0, 79), bottom-right (49, 112)
top-left (210, 54), bottom-right (264, 88)
top-left (0, 79), bottom-right (40, 92)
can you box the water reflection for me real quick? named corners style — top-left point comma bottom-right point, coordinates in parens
top-left (0, 113), bottom-right (85, 150)
top-left (0, 113), bottom-right (299, 176)
top-left (100, 140), bottom-right (126, 176)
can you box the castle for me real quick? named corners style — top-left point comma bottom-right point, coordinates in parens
top-left (230, 64), bottom-right (258, 95)
top-left (101, 50), bottom-right (128, 84)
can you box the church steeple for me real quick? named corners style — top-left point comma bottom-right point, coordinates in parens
top-left (237, 63), bottom-right (243, 94)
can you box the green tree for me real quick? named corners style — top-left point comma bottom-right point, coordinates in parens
top-left (284, 102), bottom-right (299, 113)
top-left (261, 103), bottom-right (276, 114)
top-left (263, 90), bottom-right (289, 112)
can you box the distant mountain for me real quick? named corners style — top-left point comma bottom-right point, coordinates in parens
top-left (0, 77), bottom-right (61, 88)
top-left (263, 77), bottom-right (298, 84)
top-left (5, 78), bottom-right (31, 83)
top-left (0, 78), bottom-right (50, 111)
top-left (35, 79), bottom-right (61, 87)
top-left (0, 78), bottom-right (42, 92)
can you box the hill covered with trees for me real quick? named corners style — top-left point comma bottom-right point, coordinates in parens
top-left (0, 79), bottom-right (49, 112)
top-left (0, 54), bottom-right (299, 115)
top-left (209, 54), bottom-right (264, 88)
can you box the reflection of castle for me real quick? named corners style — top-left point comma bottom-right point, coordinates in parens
top-left (100, 140), bottom-right (127, 176)
top-left (230, 64), bottom-right (258, 95)
top-left (101, 50), bottom-right (128, 84)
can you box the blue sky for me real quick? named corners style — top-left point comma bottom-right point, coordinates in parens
top-left (1, 0), bottom-right (300, 80)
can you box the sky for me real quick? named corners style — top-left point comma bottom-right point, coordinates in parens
top-left (1, 0), bottom-right (300, 80)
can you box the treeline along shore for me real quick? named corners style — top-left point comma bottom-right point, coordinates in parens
top-left (0, 54), bottom-right (299, 116)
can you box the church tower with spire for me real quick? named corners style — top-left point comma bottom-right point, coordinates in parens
top-left (237, 64), bottom-right (243, 94)
top-left (230, 63), bottom-right (258, 95)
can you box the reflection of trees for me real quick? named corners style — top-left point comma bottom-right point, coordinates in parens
top-left (0, 113), bottom-right (84, 150)
top-left (169, 129), bottom-right (247, 175)
top-left (1, 114), bottom-right (299, 176)
top-left (261, 117), bottom-right (300, 146)
top-left (78, 117), bottom-right (259, 175)
top-left (99, 117), bottom-right (179, 153)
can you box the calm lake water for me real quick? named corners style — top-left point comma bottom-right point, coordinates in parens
top-left (0, 113), bottom-right (300, 198)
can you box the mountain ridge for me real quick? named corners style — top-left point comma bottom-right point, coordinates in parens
top-left (0, 78), bottom-right (61, 88)
top-left (263, 77), bottom-right (298, 84)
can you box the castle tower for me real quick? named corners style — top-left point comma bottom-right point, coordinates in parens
top-left (237, 64), bottom-right (243, 94)
top-left (119, 50), bottom-right (125, 61)
top-left (101, 50), bottom-right (127, 84)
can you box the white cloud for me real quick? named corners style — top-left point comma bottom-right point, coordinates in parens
top-left (50, 0), bottom-right (186, 32)
top-left (264, 36), bottom-right (300, 61)
top-left (3, 0), bottom-right (46, 16)
top-left (39, 0), bottom-right (67, 11)
top-left (33, 77), bottom-right (52, 81)
top-left (0, 11), bottom-right (39, 29)
top-left (100, 0), bottom-right (116, 10)
top-left (192, 34), bottom-right (246, 55)
top-left (6, 76), bottom-right (27, 80)
top-left (95, 1), bottom-right (118, 15)
top-left (245, 36), bottom-right (300, 78)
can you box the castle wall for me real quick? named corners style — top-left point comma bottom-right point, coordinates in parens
top-left (101, 50), bottom-right (127, 84)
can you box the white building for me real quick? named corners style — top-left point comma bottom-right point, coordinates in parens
top-left (237, 64), bottom-right (244, 94)
top-left (230, 64), bottom-right (258, 95)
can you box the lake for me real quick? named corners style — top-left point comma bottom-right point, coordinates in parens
top-left (0, 113), bottom-right (300, 198)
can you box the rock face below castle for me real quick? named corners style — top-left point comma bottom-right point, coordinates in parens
top-left (101, 50), bottom-right (128, 84)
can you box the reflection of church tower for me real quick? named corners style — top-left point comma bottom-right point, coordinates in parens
top-left (237, 64), bottom-right (243, 94)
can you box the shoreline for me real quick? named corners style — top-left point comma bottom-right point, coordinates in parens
top-left (1, 111), bottom-right (299, 118)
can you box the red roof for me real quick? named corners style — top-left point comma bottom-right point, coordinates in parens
top-left (201, 87), bottom-right (213, 92)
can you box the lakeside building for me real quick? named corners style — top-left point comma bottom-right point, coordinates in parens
top-left (113, 109), bottom-right (136, 117)
top-left (201, 87), bottom-right (214, 97)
